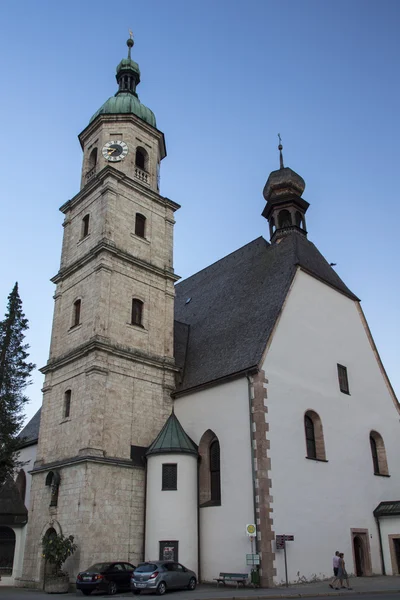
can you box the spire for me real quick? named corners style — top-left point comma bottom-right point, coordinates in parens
top-left (115, 34), bottom-right (141, 96)
top-left (278, 133), bottom-right (284, 169)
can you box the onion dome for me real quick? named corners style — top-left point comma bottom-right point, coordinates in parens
top-left (146, 411), bottom-right (198, 457)
top-left (89, 35), bottom-right (156, 128)
top-left (263, 141), bottom-right (305, 202)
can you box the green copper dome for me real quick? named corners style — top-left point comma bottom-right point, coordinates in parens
top-left (89, 37), bottom-right (156, 128)
top-left (90, 93), bottom-right (156, 127)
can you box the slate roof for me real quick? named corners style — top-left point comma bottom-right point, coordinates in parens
top-left (174, 233), bottom-right (358, 394)
top-left (18, 408), bottom-right (41, 448)
top-left (0, 478), bottom-right (28, 525)
top-left (146, 411), bottom-right (198, 456)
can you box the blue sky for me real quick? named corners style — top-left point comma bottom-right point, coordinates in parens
top-left (1, 0), bottom-right (399, 423)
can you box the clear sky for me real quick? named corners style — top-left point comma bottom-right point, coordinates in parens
top-left (1, 0), bottom-right (399, 424)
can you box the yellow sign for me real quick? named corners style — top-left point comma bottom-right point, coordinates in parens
top-left (246, 524), bottom-right (256, 536)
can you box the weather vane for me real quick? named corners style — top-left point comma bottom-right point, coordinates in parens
top-left (129, 29), bottom-right (133, 40)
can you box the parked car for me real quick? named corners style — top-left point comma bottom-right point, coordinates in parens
top-left (76, 561), bottom-right (136, 595)
top-left (131, 561), bottom-right (197, 595)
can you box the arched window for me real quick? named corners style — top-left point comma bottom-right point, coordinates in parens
top-left (131, 299), bottom-right (143, 327)
top-left (135, 213), bottom-right (146, 238)
top-left (73, 299), bottom-right (81, 327)
top-left (45, 471), bottom-right (61, 507)
top-left (270, 217), bottom-right (276, 236)
top-left (64, 390), bottom-right (71, 418)
top-left (88, 148), bottom-right (97, 169)
top-left (295, 211), bottom-right (303, 228)
top-left (369, 431), bottom-right (389, 475)
top-left (198, 430), bottom-right (221, 507)
top-left (0, 527), bottom-right (16, 576)
top-left (304, 410), bottom-right (326, 461)
top-left (82, 214), bottom-right (90, 238)
top-left (278, 209), bottom-right (292, 228)
top-left (210, 439), bottom-right (221, 504)
top-left (135, 147), bottom-right (148, 171)
top-left (15, 469), bottom-right (26, 504)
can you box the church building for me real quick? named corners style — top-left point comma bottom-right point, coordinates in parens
top-left (3, 37), bottom-right (400, 589)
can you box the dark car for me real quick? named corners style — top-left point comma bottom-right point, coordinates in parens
top-left (131, 561), bottom-right (197, 595)
top-left (76, 561), bottom-right (136, 595)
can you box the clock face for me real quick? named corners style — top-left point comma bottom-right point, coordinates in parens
top-left (102, 140), bottom-right (128, 162)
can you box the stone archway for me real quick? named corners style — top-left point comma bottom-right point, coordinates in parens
top-left (36, 521), bottom-right (62, 584)
top-left (0, 526), bottom-right (16, 578)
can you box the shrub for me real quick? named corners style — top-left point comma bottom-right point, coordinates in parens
top-left (41, 533), bottom-right (77, 575)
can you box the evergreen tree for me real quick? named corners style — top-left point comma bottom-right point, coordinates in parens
top-left (0, 283), bottom-right (35, 486)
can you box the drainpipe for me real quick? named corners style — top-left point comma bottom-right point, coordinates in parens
top-left (197, 456), bottom-right (201, 583)
top-left (375, 516), bottom-right (386, 575)
top-left (247, 372), bottom-right (259, 556)
top-left (142, 459), bottom-right (147, 562)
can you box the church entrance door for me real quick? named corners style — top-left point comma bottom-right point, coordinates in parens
top-left (353, 536), bottom-right (365, 576)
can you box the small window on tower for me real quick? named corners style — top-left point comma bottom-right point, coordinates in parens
top-left (82, 214), bottom-right (90, 238)
top-left (162, 464), bottom-right (177, 490)
top-left (131, 299), bottom-right (143, 327)
top-left (337, 364), bottom-right (350, 394)
top-left (72, 299), bottom-right (81, 327)
top-left (88, 148), bottom-right (97, 169)
top-left (135, 213), bottom-right (146, 238)
top-left (135, 147), bottom-right (148, 171)
top-left (64, 390), bottom-right (71, 418)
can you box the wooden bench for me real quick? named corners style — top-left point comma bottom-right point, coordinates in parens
top-left (214, 572), bottom-right (248, 587)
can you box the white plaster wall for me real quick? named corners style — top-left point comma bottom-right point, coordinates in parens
top-left (379, 517), bottom-right (400, 575)
top-left (3, 442), bottom-right (39, 585)
top-left (175, 379), bottom-right (255, 582)
top-left (145, 453), bottom-right (198, 573)
top-left (264, 269), bottom-right (400, 584)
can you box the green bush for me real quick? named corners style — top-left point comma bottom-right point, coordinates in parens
top-left (41, 533), bottom-right (77, 575)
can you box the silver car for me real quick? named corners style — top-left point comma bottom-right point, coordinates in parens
top-left (131, 561), bottom-right (197, 595)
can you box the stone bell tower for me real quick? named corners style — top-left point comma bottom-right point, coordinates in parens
top-left (21, 37), bottom-right (179, 585)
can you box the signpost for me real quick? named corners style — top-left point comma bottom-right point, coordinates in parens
top-left (246, 525), bottom-right (259, 587)
top-left (275, 535), bottom-right (294, 587)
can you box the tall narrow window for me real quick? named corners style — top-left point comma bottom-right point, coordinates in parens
top-left (15, 469), bottom-right (26, 504)
top-left (135, 213), bottom-right (146, 238)
top-left (64, 390), bottom-right (71, 418)
top-left (88, 148), bottom-right (97, 169)
top-left (369, 431), bottom-right (389, 475)
top-left (135, 147), bottom-right (147, 171)
top-left (304, 415), bottom-right (316, 459)
top-left (210, 439), bottom-right (221, 504)
top-left (131, 299), bottom-right (143, 327)
top-left (73, 299), bottom-right (81, 327)
top-left (162, 464), bottom-right (177, 490)
top-left (82, 214), bottom-right (90, 238)
top-left (304, 410), bottom-right (327, 461)
top-left (337, 364), bottom-right (350, 394)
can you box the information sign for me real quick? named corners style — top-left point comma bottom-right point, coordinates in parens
top-left (246, 524), bottom-right (257, 537)
top-left (246, 553), bottom-right (260, 565)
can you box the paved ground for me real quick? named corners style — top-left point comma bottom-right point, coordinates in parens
top-left (1, 577), bottom-right (400, 600)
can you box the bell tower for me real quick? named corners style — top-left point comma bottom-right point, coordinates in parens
top-left (262, 138), bottom-right (309, 242)
top-left (21, 37), bottom-right (180, 584)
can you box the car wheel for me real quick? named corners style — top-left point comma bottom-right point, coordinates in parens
top-left (107, 581), bottom-right (118, 595)
top-left (157, 581), bottom-right (167, 595)
top-left (187, 577), bottom-right (196, 591)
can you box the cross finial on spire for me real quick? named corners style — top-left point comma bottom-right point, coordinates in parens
top-left (278, 133), bottom-right (284, 169)
top-left (127, 29), bottom-right (134, 58)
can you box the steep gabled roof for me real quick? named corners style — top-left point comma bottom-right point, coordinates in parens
top-left (18, 408), bottom-right (41, 448)
top-left (146, 411), bottom-right (198, 456)
top-left (174, 233), bottom-right (357, 394)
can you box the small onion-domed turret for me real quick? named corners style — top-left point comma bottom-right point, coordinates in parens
top-left (262, 137), bottom-right (309, 242)
top-left (145, 411), bottom-right (198, 573)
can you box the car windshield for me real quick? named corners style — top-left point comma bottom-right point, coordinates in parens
top-left (85, 563), bottom-right (112, 572)
top-left (135, 563), bottom-right (158, 573)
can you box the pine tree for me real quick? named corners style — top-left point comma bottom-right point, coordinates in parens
top-left (0, 283), bottom-right (35, 486)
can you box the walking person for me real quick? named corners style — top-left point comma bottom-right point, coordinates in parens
top-left (338, 553), bottom-right (352, 590)
top-left (329, 551), bottom-right (340, 589)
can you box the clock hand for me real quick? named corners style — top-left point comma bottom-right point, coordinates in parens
top-left (107, 147), bottom-right (117, 154)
